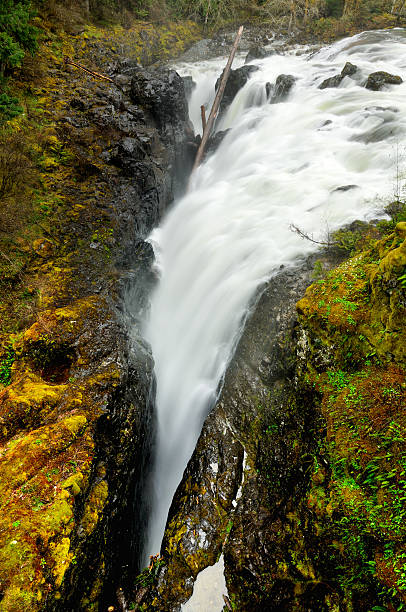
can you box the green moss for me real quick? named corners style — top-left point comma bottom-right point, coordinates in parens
top-left (297, 226), bottom-right (406, 608)
top-left (0, 344), bottom-right (15, 386)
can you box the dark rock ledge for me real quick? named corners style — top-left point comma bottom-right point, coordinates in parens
top-left (140, 248), bottom-right (345, 611)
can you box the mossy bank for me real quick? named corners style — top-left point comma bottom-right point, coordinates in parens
top-left (0, 15), bottom-right (200, 612)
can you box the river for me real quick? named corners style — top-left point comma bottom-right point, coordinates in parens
top-left (141, 28), bottom-right (406, 575)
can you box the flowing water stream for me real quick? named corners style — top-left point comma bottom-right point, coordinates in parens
top-left (142, 28), bottom-right (406, 564)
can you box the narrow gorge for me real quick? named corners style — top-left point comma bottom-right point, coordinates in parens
top-left (0, 4), bottom-right (405, 612)
top-left (136, 28), bottom-right (406, 612)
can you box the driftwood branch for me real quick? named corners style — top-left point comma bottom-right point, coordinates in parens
top-left (191, 25), bottom-right (244, 174)
top-left (289, 223), bottom-right (332, 246)
top-left (200, 104), bottom-right (207, 133)
top-left (63, 56), bottom-right (116, 84)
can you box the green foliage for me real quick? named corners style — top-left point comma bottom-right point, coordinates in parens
top-left (0, 91), bottom-right (23, 122)
top-left (0, 344), bottom-right (15, 386)
top-left (325, 0), bottom-right (344, 17)
top-left (0, 32), bottom-right (25, 70)
top-left (0, 1), bottom-right (39, 122)
top-left (0, 1), bottom-right (38, 75)
top-left (135, 555), bottom-right (165, 588)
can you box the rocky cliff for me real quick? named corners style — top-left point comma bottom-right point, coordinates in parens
top-left (0, 20), bottom-right (199, 612)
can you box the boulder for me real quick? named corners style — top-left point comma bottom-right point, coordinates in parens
top-left (216, 64), bottom-right (259, 114)
top-left (270, 74), bottom-right (296, 103)
top-left (365, 70), bottom-right (403, 91)
top-left (245, 45), bottom-right (272, 64)
top-left (319, 61), bottom-right (358, 89)
top-left (319, 74), bottom-right (343, 89)
top-left (131, 67), bottom-right (188, 130)
top-left (341, 61), bottom-right (357, 77)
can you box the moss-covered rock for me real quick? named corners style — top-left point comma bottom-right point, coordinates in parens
top-left (295, 225), bottom-right (406, 610)
top-left (0, 13), bottom-right (199, 612)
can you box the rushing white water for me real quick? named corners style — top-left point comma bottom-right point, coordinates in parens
top-left (142, 28), bottom-right (406, 563)
top-left (181, 555), bottom-right (228, 611)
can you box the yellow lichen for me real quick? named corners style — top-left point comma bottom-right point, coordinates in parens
top-left (80, 480), bottom-right (109, 535)
top-left (49, 537), bottom-right (73, 587)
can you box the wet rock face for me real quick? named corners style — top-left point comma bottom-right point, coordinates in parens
top-left (365, 70), bottom-right (403, 90)
top-left (131, 68), bottom-right (188, 130)
top-left (130, 67), bottom-right (194, 195)
top-left (156, 414), bottom-right (244, 609)
top-left (245, 45), bottom-right (273, 63)
top-left (319, 61), bottom-right (358, 89)
top-left (216, 64), bottom-right (259, 115)
top-left (109, 137), bottom-right (146, 175)
top-left (269, 74), bottom-right (296, 102)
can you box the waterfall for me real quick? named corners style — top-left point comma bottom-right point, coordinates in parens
top-left (142, 28), bottom-right (406, 561)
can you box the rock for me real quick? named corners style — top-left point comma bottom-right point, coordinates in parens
top-left (265, 82), bottom-right (273, 98)
top-left (245, 45), bottom-right (272, 64)
top-left (205, 129), bottom-right (230, 157)
top-left (178, 38), bottom-right (216, 62)
top-left (331, 184), bottom-right (359, 193)
top-left (365, 70), bottom-right (403, 90)
top-left (270, 74), bottom-right (296, 102)
top-left (131, 67), bottom-right (188, 130)
top-left (109, 137), bottom-right (146, 175)
top-left (216, 64), bottom-right (259, 114)
top-left (130, 66), bottom-right (194, 194)
top-left (319, 61), bottom-right (358, 89)
top-left (319, 74), bottom-right (343, 89)
top-left (341, 61), bottom-right (357, 77)
top-left (182, 75), bottom-right (196, 100)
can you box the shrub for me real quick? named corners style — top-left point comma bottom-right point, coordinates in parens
top-left (325, 0), bottom-right (344, 17)
top-left (0, 1), bottom-right (39, 76)
top-left (0, 92), bottom-right (23, 123)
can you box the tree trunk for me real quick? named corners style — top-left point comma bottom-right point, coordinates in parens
top-left (191, 25), bottom-right (244, 174)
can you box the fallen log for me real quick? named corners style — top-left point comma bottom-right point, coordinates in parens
top-left (191, 25), bottom-right (244, 174)
top-left (63, 56), bottom-right (116, 84)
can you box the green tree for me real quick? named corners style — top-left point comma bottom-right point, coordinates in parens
top-left (0, 1), bottom-right (38, 77)
top-left (325, 0), bottom-right (344, 16)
